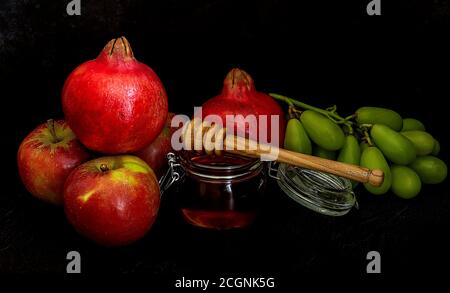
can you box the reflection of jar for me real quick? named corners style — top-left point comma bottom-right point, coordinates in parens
top-left (176, 151), bottom-right (266, 229)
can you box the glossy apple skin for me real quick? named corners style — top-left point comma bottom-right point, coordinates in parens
top-left (17, 120), bottom-right (90, 205)
top-left (62, 37), bottom-right (168, 154)
top-left (63, 155), bottom-right (160, 246)
top-left (134, 112), bottom-right (176, 178)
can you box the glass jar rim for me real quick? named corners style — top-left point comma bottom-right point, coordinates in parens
top-left (179, 151), bottom-right (263, 180)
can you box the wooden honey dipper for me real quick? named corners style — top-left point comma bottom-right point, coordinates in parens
top-left (181, 119), bottom-right (384, 187)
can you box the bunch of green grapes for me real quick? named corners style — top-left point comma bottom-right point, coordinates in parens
top-left (271, 94), bottom-right (447, 199)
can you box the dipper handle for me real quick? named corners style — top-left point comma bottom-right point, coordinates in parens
top-left (182, 121), bottom-right (384, 187)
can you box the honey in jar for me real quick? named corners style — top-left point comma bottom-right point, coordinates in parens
top-left (177, 151), bottom-right (266, 229)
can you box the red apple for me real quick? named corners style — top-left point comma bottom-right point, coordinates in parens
top-left (134, 112), bottom-right (177, 178)
top-left (63, 155), bottom-right (160, 246)
top-left (17, 119), bottom-right (90, 205)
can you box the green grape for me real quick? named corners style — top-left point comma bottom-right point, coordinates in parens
top-left (391, 165), bottom-right (421, 199)
top-left (360, 146), bottom-right (392, 195)
top-left (401, 131), bottom-right (435, 156)
top-left (432, 139), bottom-right (440, 156)
top-left (300, 110), bottom-right (345, 151)
top-left (338, 135), bottom-right (361, 188)
top-left (313, 145), bottom-right (337, 160)
top-left (410, 156), bottom-right (447, 184)
top-left (355, 107), bottom-right (403, 131)
top-left (371, 124), bottom-right (416, 165)
top-left (338, 135), bottom-right (361, 165)
top-left (284, 118), bottom-right (312, 155)
top-left (401, 118), bottom-right (426, 132)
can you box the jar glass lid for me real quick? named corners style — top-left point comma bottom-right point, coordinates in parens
top-left (274, 163), bottom-right (356, 216)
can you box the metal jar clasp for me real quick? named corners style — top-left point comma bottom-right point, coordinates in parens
top-left (268, 161), bottom-right (280, 180)
top-left (159, 153), bottom-right (184, 197)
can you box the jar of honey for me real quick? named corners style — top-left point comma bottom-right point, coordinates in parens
top-left (160, 152), bottom-right (266, 229)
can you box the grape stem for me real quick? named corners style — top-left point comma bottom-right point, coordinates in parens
top-left (363, 129), bottom-right (373, 146)
top-left (344, 123), bottom-right (354, 135)
top-left (288, 106), bottom-right (303, 120)
top-left (270, 93), bottom-right (346, 121)
top-left (345, 114), bottom-right (357, 121)
top-left (270, 92), bottom-right (355, 134)
top-left (288, 106), bottom-right (296, 119)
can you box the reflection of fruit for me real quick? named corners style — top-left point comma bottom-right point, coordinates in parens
top-left (284, 118), bottom-right (312, 154)
top-left (17, 120), bottom-right (90, 205)
top-left (356, 107), bottom-right (403, 131)
top-left (135, 112), bottom-right (176, 178)
top-left (313, 145), bottom-right (336, 160)
top-left (300, 110), bottom-right (345, 151)
top-left (410, 156), bottom-right (447, 184)
top-left (64, 155), bottom-right (160, 246)
top-left (360, 147), bottom-right (392, 195)
top-left (202, 68), bottom-right (285, 145)
top-left (62, 37), bottom-right (168, 154)
top-left (391, 165), bottom-right (421, 199)
top-left (401, 118), bottom-right (425, 132)
top-left (401, 131), bottom-right (435, 156)
top-left (371, 124), bottom-right (416, 165)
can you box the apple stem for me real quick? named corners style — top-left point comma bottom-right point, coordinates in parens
top-left (47, 119), bottom-right (60, 143)
top-left (100, 164), bottom-right (109, 172)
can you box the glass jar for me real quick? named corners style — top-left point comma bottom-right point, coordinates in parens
top-left (272, 163), bottom-right (356, 216)
top-left (162, 151), bottom-right (266, 229)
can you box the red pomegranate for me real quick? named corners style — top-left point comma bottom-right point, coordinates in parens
top-left (62, 37), bottom-right (168, 154)
top-left (134, 112), bottom-right (177, 178)
top-left (202, 68), bottom-right (285, 145)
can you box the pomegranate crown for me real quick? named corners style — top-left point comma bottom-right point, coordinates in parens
top-left (98, 36), bottom-right (135, 63)
top-left (222, 68), bottom-right (256, 96)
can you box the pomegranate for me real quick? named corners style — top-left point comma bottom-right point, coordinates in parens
top-left (202, 68), bottom-right (285, 145)
top-left (62, 37), bottom-right (168, 154)
top-left (134, 112), bottom-right (177, 178)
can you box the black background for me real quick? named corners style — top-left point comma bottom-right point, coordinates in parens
top-left (1, 0), bottom-right (449, 282)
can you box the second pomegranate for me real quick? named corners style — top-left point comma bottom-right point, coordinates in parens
top-left (202, 68), bottom-right (285, 145)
